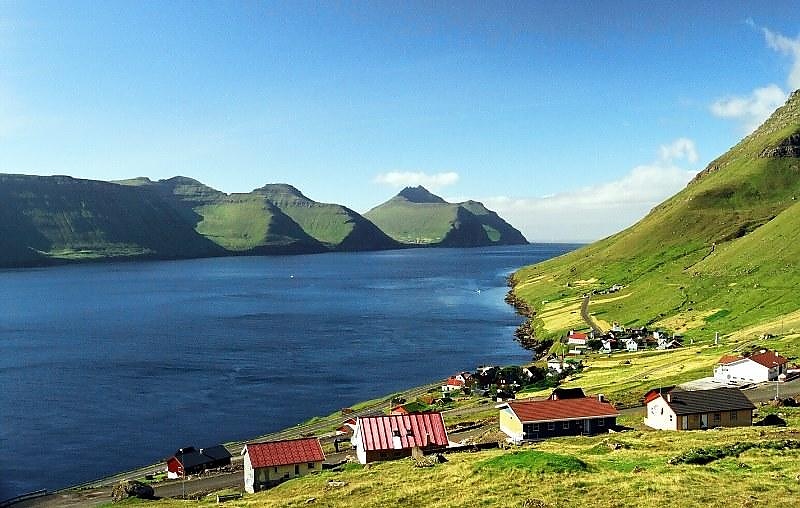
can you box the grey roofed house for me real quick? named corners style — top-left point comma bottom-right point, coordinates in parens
top-left (643, 387), bottom-right (756, 431)
top-left (661, 387), bottom-right (756, 415)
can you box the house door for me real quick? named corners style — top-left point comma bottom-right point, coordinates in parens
top-left (681, 416), bottom-right (688, 430)
top-left (700, 414), bottom-right (708, 428)
top-left (583, 419), bottom-right (590, 434)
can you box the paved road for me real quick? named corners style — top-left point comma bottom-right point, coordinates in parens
top-left (153, 472), bottom-right (242, 499)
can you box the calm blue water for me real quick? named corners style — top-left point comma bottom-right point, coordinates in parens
top-left (0, 244), bottom-right (576, 499)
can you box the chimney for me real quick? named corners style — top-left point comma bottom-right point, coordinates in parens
top-left (666, 393), bottom-right (671, 403)
top-left (597, 394), bottom-right (604, 403)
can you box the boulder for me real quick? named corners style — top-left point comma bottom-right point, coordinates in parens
top-left (754, 414), bottom-right (787, 427)
top-left (111, 480), bottom-right (155, 502)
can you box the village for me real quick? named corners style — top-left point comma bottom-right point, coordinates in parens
top-left (101, 327), bottom-right (800, 503)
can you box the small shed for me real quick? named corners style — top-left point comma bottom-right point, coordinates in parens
top-left (166, 445), bottom-right (231, 479)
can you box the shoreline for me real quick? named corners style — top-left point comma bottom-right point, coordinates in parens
top-left (2, 246), bottom-right (557, 502)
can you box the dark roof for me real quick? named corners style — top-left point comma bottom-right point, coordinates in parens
top-left (661, 388), bottom-right (756, 415)
top-left (171, 445), bottom-right (232, 470)
top-left (549, 387), bottom-right (586, 400)
top-left (244, 438), bottom-right (324, 468)
top-left (505, 397), bottom-right (619, 423)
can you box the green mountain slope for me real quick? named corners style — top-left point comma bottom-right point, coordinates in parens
top-left (365, 186), bottom-right (528, 246)
top-left (0, 174), bottom-right (223, 264)
top-left (254, 184), bottom-right (399, 251)
top-left (136, 177), bottom-right (327, 255)
top-left (511, 89), bottom-right (800, 341)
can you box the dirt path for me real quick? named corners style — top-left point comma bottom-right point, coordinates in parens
top-left (581, 294), bottom-right (603, 333)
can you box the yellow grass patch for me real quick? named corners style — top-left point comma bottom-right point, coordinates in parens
top-left (726, 310), bottom-right (800, 343)
top-left (556, 346), bottom-right (723, 405)
top-left (654, 308), bottom-right (721, 334)
top-left (590, 292), bottom-right (633, 305)
top-left (571, 278), bottom-right (598, 286)
top-left (594, 317), bottom-right (612, 331)
top-left (538, 299), bottom-right (584, 332)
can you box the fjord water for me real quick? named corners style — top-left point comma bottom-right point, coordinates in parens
top-left (0, 244), bottom-right (575, 498)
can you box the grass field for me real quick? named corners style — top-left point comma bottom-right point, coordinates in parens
top-left (109, 407), bottom-right (800, 507)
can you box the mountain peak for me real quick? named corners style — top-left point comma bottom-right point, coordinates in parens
top-left (396, 186), bottom-right (447, 204)
top-left (255, 183), bottom-right (309, 200)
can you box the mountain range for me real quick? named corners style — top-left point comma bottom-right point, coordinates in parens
top-left (0, 176), bottom-right (527, 267)
top-left (512, 89), bottom-right (800, 342)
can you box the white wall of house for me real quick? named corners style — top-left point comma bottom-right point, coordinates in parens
top-left (644, 396), bottom-right (678, 430)
top-left (714, 359), bottom-right (772, 383)
top-left (499, 407), bottom-right (524, 443)
top-left (243, 451), bottom-right (256, 494)
top-left (351, 422), bottom-right (368, 464)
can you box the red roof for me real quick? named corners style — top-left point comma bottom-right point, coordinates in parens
top-left (749, 350), bottom-right (789, 368)
top-left (506, 397), bottom-right (619, 423)
top-left (244, 438), bottom-right (324, 469)
top-left (718, 354), bottom-right (741, 365)
top-left (445, 377), bottom-right (465, 387)
top-left (568, 332), bottom-right (588, 340)
top-left (357, 413), bottom-right (449, 452)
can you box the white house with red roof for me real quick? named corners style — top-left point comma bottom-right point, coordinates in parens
top-left (441, 376), bottom-right (466, 393)
top-left (713, 349), bottom-right (789, 383)
top-left (241, 437), bottom-right (325, 493)
top-left (350, 412), bottom-right (450, 464)
top-left (567, 330), bottom-right (589, 345)
top-left (497, 394), bottom-right (619, 443)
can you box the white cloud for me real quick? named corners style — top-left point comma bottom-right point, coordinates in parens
top-left (710, 24), bottom-right (800, 132)
top-left (373, 171), bottom-right (459, 190)
top-left (659, 137), bottom-right (698, 164)
top-left (763, 26), bottom-right (800, 90)
top-left (480, 140), bottom-right (698, 243)
top-left (710, 84), bottom-right (787, 133)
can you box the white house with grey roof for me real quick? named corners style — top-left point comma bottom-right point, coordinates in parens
top-left (643, 386), bottom-right (755, 431)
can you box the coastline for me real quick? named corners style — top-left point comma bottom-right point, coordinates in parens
top-left (2, 245), bottom-right (562, 501)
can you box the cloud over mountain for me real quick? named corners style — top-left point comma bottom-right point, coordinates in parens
top-left (710, 23), bottom-right (800, 132)
top-left (373, 171), bottom-right (459, 190)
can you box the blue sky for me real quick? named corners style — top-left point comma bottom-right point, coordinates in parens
top-left (1, 1), bottom-right (800, 241)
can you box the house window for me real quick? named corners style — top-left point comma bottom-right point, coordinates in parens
top-left (563, 421), bottom-right (570, 429)
top-left (713, 413), bottom-right (721, 423)
top-left (547, 422), bottom-right (555, 431)
top-left (730, 411), bottom-right (738, 421)
top-left (308, 462), bottom-right (315, 469)
top-left (295, 465), bottom-right (300, 475)
top-left (669, 415), bottom-right (673, 422)
top-left (273, 467), bottom-right (278, 473)
top-left (597, 418), bottom-right (604, 427)
top-left (532, 423), bottom-right (539, 431)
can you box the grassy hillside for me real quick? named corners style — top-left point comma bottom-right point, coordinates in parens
top-left (365, 186), bottom-right (527, 246)
top-left (112, 407), bottom-right (800, 507)
top-left (511, 89), bottom-right (800, 342)
top-left (138, 178), bottom-right (327, 254)
top-left (0, 174), bottom-right (222, 264)
top-left (254, 184), bottom-right (399, 251)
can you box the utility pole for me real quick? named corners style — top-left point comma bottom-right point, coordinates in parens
top-left (180, 448), bottom-right (186, 499)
